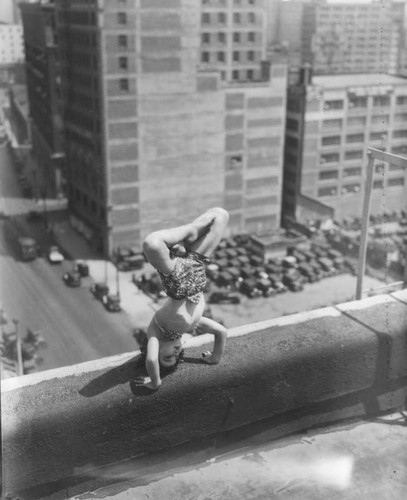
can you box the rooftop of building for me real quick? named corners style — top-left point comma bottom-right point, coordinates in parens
top-left (2, 289), bottom-right (407, 499)
top-left (312, 73), bottom-right (407, 89)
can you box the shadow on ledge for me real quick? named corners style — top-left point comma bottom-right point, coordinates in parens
top-left (79, 354), bottom-right (206, 397)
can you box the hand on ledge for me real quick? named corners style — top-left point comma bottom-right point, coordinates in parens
top-left (201, 351), bottom-right (220, 365)
top-left (134, 376), bottom-right (162, 390)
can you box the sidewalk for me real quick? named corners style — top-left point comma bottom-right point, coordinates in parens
top-left (52, 218), bottom-right (160, 328)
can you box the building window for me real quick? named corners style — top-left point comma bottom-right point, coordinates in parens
top-left (370, 131), bottom-right (387, 141)
top-left (117, 12), bottom-right (127, 25)
top-left (118, 35), bottom-right (127, 48)
top-left (247, 69), bottom-right (253, 80)
top-left (248, 32), bottom-right (255, 43)
top-left (286, 118), bottom-right (299, 131)
top-left (217, 51), bottom-right (225, 62)
top-left (345, 150), bottom-right (363, 161)
top-left (392, 145), bottom-right (407, 155)
top-left (119, 56), bottom-right (128, 69)
top-left (233, 32), bottom-right (240, 43)
top-left (119, 78), bottom-right (129, 91)
top-left (318, 186), bottom-right (338, 197)
top-left (393, 129), bottom-right (407, 139)
top-left (202, 13), bottom-right (210, 24)
top-left (375, 163), bottom-right (385, 174)
top-left (319, 170), bottom-right (338, 180)
top-left (343, 167), bottom-right (362, 177)
top-left (322, 135), bottom-right (341, 146)
top-left (396, 96), bottom-right (407, 105)
top-left (234, 12), bottom-right (241, 24)
top-left (232, 69), bottom-right (239, 80)
top-left (228, 155), bottom-right (242, 170)
top-left (218, 32), bottom-right (226, 44)
top-left (218, 12), bottom-right (226, 24)
top-left (321, 152), bottom-right (340, 164)
top-left (248, 12), bottom-right (256, 23)
top-left (233, 50), bottom-right (240, 62)
top-left (202, 33), bottom-right (210, 44)
top-left (348, 96), bottom-right (367, 108)
top-left (373, 179), bottom-right (384, 189)
top-left (247, 50), bottom-right (255, 61)
top-left (371, 114), bottom-right (390, 125)
top-left (346, 133), bottom-right (364, 143)
top-left (373, 95), bottom-right (390, 107)
top-left (388, 177), bottom-right (405, 187)
top-left (324, 99), bottom-right (344, 110)
top-left (201, 51), bottom-right (210, 63)
top-left (347, 116), bottom-right (366, 127)
top-left (323, 118), bottom-right (342, 129)
top-left (389, 163), bottom-right (404, 171)
top-left (342, 183), bottom-right (360, 194)
top-left (395, 113), bottom-right (407, 123)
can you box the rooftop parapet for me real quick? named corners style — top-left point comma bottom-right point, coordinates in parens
top-left (2, 290), bottom-right (407, 499)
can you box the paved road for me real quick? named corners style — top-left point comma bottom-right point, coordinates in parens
top-left (0, 144), bottom-right (137, 373)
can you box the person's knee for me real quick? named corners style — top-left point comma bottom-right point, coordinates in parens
top-left (142, 233), bottom-right (162, 256)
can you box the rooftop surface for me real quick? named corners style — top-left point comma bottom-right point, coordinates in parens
top-left (311, 73), bottom-right (407, 89)
top-left (71, 410), bottom-right (407, 500)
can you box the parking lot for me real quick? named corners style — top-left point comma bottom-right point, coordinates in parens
top-left (206, 272), bottom-right (385, 328)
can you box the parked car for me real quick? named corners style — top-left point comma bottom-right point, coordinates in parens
top-left (225, 248), bottom-right (239, 259)
top-left (102, 293), bottom-right (121, 312)
top-left (256, 278), bottom-right (276, 297)
top-left (240, 266), bottom-right (256, 279)
top-left (90, 282), bottom-right (109, 300)
top-left (208, 291), bottom-right (241, 304)
top-left (240, 279), bottom-right (262, 298)
top-left (216, 271), bottom-right (235, 288)
top-left (63, 269), bottom-right (82, 287)
top-left (318, 257), bottom-right (337, 275)
top-left (76, 260), bottom-right (90, 277)
top-left (268, 274), bottom-right (287, 293)
top-left (298, 263), bottom-right (318, 283)
top-left (48, 245), bottom-right (64, 264)
top-left (249, 254), bottom-right (264, 267)
top-left (116, 254), bottom-right (146, 272)
top-left (282, 256), bottom-right (297, 269)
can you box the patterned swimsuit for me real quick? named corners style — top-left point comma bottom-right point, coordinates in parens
top-left (156, 250), bottom-right (209, 341)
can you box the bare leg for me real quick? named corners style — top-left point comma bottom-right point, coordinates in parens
top-left (186, 207), bottom-right (229, 257)
top-left (142, 208), bottom-right (229, 275)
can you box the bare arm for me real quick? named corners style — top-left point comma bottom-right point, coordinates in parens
top-left (135, 322), bottom-right (162, 390)
top-left (197, 316), bottom-right (227, 364)
top-left (145, 336), bottom-right (162, 389)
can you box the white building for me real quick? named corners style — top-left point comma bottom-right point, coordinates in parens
top-left (0, 23), bottom-right (24, 64)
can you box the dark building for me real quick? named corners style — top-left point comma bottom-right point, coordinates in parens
top-left (20, 0), bottom-right (65, 199)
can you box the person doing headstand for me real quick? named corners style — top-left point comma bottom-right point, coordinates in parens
top-left (135, 207), bottom-right (229, 390)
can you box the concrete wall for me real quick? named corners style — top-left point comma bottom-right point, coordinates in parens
top-left (2, 290), bottom-right (407, 499)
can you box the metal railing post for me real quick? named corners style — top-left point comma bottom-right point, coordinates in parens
top-left (356, 149), bottom-right (375, 300)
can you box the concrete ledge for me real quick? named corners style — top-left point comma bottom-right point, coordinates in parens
top-left (2, 291), bottom-right (407, 498)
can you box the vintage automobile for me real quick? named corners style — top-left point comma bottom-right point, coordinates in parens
top-left (62, 269), bottom-right (82, 287)
top-left (48, 245), bottom-right (64, 264)
top-left (102, 293), bottom-right (121, 312)
top-left (208, 291), bottom-right (241, 304)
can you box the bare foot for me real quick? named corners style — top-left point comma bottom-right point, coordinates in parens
top-left (185, 213), bottom-right (215, 244)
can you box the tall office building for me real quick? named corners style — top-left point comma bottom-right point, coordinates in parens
top-left (0, 22), bottom-right (24, 64)
top-left (283, 71), bottom-right (407, 223)
top-left (270, 0), bottom-right (407, 78)
top-left (20, 1), bottom-right (65, 198)
top-left (53, 0), bottom-right (287, 254)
